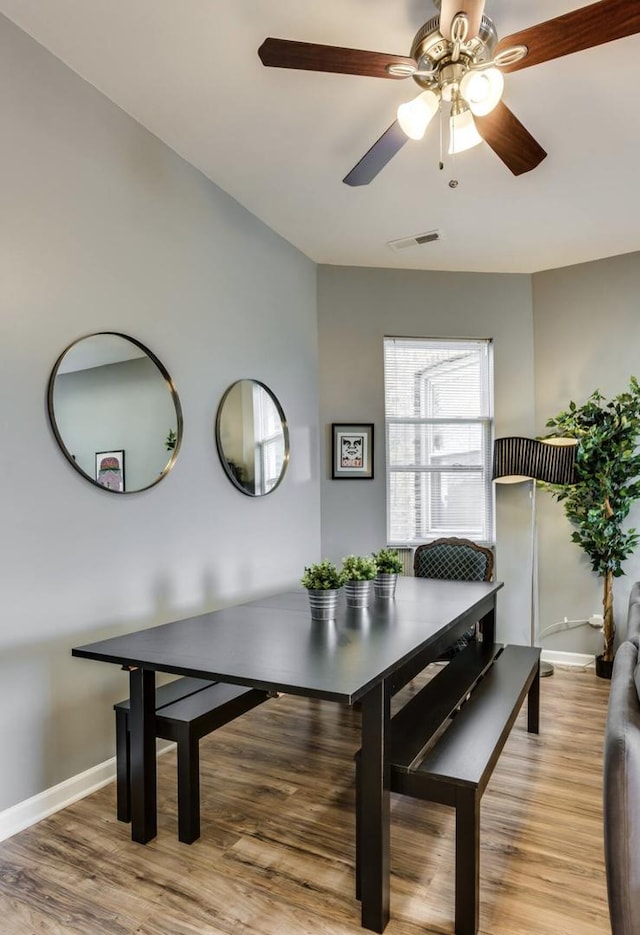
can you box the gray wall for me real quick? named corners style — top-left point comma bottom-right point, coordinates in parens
top-left (533, 252), bottom-right (640, 652)
top-left (0, 16), bottom-right (319, 810)
top-left (317, 265), bottom-right (537, 646)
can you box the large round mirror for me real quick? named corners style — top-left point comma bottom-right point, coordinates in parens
top-left (215, 380), bottom-right (289, 496)
top-left (47, 332), bottom-right (183, 494)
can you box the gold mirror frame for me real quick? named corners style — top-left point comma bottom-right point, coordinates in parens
top-left (47, 331), bottom-right (183, 494)
top-left (215, 379), bottom-right (289, 497)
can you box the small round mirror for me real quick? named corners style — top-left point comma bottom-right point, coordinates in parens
top-left (215, 380), bottom-right (289, 496)
top-left (47, 332), bottom-right (183, 493)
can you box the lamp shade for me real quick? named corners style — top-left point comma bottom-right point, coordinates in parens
top-left (448, 106), bottom-right (483, 154)
top-left (397, 90), bottom-right (440, 140)
top-left (460, 67), bottom-right (504, 117)
top-left (492, 436), bottom-right (577, 485)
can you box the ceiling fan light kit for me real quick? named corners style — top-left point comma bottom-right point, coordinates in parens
top-left (258, 0), bottom-right (640, 186)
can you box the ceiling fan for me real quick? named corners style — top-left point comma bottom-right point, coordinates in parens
top-left (258, 0), bottom-right (640, 185)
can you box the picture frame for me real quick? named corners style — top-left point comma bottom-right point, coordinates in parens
top-left (95, 449), bottom-right (126, 492)
top-left (331, 423), bottom-right (374, 479)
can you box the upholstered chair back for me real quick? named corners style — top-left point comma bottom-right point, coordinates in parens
top-left (413, 537), bottom-right (494, 583)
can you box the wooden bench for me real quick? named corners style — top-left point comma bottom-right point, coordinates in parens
top-left (115, 676), bottom-right (269, 843)
top-left (355, 642), bottom-right (541, 935)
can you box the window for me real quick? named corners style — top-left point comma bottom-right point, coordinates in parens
top-left (384, 337), bottom-right (494, 545)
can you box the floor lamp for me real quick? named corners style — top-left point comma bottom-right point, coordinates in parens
top-left (492, 436), bottom-right (577, 677)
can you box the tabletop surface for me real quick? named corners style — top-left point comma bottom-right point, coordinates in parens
top-left (72, 577), bottom-right (502, 703)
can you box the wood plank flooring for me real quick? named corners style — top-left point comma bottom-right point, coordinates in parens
top-left (0, 664), bottom-right (612, 934)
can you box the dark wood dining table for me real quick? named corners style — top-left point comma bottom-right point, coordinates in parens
top-left (73, 575), bottom-right (502, 933)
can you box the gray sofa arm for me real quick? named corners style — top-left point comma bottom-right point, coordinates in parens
top-left (626, 582), bottom-right (640, 646)
top-left (603, 640), bottom-right (640, 935)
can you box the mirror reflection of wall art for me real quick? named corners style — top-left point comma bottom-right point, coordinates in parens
top-left (95, 450), bottom-right (125, 492)
top-left (331, 423), bottom-right (374, 479)
top-left (47, 332), bottom-right (183, 494)
top-left (215, 379), bottom-right (289, 497)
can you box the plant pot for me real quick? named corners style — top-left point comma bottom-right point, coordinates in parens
top-left (374, 573), bottom-right (398, 599)
top-left (307, 588), bottom-right (340, 621)
top-left (345, 579), bottom-right (372, 608)
top-left (595, 653), bottom-right (614, 680)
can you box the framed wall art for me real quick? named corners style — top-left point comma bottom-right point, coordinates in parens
top-left (331, 423), bottom-right (374, 479)
top-left (95, 450), bottom-right (126, 492)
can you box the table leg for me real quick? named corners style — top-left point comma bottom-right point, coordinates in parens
top-left (129, 667), bottom-right (157, 843)
top-left (359, 680), bottom-right (391, 933)
top-left (479, 602), bottom-right (496, 645)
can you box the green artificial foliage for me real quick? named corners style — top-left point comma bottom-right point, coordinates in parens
top-left (372, 547), bottom-right (404, 574)
top-left (544, 377), bottom-right (640, 662)
top-left (300, 560), bottom-right (345, 591)
top-left (341, 554), bottom-right (378, 581)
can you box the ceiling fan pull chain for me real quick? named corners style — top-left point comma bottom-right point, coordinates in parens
top-left (448, 106), bottom-right (459, 188)
top-left (438, 105), bottom-right (444, 171)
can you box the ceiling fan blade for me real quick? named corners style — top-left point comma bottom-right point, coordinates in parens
top-left (258, 38), bottom-right (415, 79)
top-left (495, 0), bottom-right (640, 73)
top-left (343, 122), bottom-right (408, 186)
top-left (439, 0), bottom-right (486, 41)
top-left (474, 102), bottom-right (547, 176)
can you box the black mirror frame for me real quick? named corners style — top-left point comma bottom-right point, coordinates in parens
top-left (215, 379), bottom-right (289, 497)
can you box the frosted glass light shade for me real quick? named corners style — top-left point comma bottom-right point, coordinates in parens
top-left (448, 107), bottom-right (483, 154)
top-left (397, 90), bottom-right (440, 140)
top-left (460, 67), bottom-right (504, 116)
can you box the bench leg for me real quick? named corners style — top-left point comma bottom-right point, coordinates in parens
top-left (176, 729), bottom-right (200, 844)
top-left (455, 788), bottom-right (480, 935)
top-left (528, 662), bottom-right (540, 734)
top-left (115, 708), bottom-right (131, 823)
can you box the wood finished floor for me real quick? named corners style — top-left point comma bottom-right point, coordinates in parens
top-left (0, 664), bottom-right (612, 934)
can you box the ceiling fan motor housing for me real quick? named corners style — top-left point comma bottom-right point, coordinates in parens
top-left (410, 13), bottom-right (498, 91)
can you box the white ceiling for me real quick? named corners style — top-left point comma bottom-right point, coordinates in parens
top-left (2, 0), bottom-right (639, 273)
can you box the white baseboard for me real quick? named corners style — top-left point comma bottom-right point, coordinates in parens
top-left (0, 757), bottom-right (116, 844)
top-left (0, 742), bottom-right (175, 844)
top-left (541, 649), bottom-right (595, 669)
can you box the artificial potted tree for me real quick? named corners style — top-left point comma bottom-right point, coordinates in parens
top-left (372, 547), bottom-right (404, 598)
top-left (341, 554), bottom-right (378, 608)
top-left (544, 377), bottom-right (640, 678)
top-left (300, 560), bottom-right (345, 621)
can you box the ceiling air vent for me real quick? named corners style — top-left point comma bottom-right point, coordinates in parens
top-left (387, 230), bottom-right (442, 251)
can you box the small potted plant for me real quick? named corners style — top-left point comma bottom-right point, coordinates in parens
top-left (372, 547), bottom-right (403, 599)
top-left (300, 559), bottom-right (345, 620)
top-left (341, 554), bottom-right (378, 608)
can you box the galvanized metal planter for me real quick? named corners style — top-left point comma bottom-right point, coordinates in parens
top-left (307, 588), bottom-right (341, 621)
top-left (344, 579), bottom-right (373, 608)
top-left (374, 573), bottom-right (398, 599)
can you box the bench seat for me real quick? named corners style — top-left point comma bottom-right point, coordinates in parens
top-left (115, 677), bottom-right (269, 843)
top-left (356, 643), bottom-right (541, 935)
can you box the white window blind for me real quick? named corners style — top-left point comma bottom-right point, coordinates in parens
top-left (384, 337), bottom-right (494, 546)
